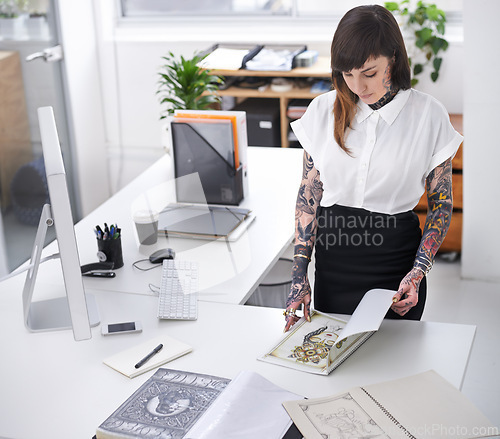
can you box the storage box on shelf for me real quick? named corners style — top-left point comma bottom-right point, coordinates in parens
top-left (232, 98), bottom-right (281, 147)
top-left (413, 114), bottom-right (463, 253)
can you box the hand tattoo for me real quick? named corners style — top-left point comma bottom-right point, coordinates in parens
top-left (400, 268), bottom-right (422, 297)
top-left (394, 268), bottom-right (423, 315)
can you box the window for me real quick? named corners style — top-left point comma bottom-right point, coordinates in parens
top-left (120, 0), bottom-right (292, 17)
top-left (296, 0), bottom-right (462, 17)
top-left (120, 0), bottom-right (462, 19)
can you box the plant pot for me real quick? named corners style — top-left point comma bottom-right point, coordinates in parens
top-left (0, 16), bottom-right (25, 40)
top-left (26, 15), bottom-right (48, 39)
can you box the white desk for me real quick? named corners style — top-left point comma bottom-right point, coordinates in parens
top-left (73, 146), bottom-right (301, 304)
top-left (0, 281), bottom-right (476, 439)
top-left (0, 147), bottom-right (477, 439)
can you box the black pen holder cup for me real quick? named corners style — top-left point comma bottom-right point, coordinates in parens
top-left (97, 237), bottom-right (124, 269)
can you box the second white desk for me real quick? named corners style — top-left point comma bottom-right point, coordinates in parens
top-left (72, 146), bottom-right (303, 305)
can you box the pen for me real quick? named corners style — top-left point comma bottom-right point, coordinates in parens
top-left (95, 225), bottom-right (103, 240)
top-left (134, 344), bottom-right (163, 369)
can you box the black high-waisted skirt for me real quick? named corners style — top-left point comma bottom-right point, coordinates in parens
top-left (314, 204), bottom-right (426, 320)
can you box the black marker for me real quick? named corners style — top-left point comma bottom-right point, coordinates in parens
top-left (134, 344), bottom-right (163, 369)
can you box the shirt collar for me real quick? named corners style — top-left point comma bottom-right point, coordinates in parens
top-left (355, 89), bottom-right (411, 125)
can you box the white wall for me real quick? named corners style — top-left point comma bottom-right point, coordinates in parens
top-left (89, 4), bottom-right (464, 194)
top-left (67, 2), bottom-right (500, 283)
top-left (461, 0), bottom-right (500, 281)
top-left (0, 213), bottom-right (8, 278)
top-left (56, 0), bottom-right (110, 216)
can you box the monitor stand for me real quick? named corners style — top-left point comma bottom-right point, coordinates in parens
top-left (22, 204), bottom-right (100, 335)
top-left (25, 294), bottom-right (100, 332)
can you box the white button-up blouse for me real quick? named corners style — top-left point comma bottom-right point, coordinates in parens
top-left (290, 88), bottom-right (464, 215)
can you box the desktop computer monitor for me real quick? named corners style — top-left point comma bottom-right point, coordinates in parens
top-left (22, 106), bottom-right (99, 341)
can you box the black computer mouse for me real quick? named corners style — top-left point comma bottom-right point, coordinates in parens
top-left (149, 248), bottom-right (176, 264)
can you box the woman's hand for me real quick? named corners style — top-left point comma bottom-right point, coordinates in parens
top-left (391, 268), bottom-right (424, 316)
top-left (283, 277), bottom-right (312, 332)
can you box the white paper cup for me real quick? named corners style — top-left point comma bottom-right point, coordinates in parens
top-left (133, 209), bottom-right (159, 245)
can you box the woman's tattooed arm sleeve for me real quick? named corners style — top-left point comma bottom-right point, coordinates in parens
top-left (291, 151), bottom-right (323, 285)
top-left (414, 157), bottom-right (453, 274)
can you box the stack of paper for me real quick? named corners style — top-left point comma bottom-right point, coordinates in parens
top-left (197, 47), bottom-right (251, 70)
top-left (245, 46), bottom-right (305, 71)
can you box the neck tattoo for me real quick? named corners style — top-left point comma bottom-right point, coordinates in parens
top-left (369, 86), bottom-right (399, 110)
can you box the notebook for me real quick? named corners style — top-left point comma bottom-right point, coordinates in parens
top-left (158, 203), bottom-right (253, 240)
top-left (283, 370), bottom-right (496, 439)
top-left (103, 335), bottom-right (193, 378)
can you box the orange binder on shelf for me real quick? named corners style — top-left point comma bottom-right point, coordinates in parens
top-left (174, 111), bottom-right (241, 169)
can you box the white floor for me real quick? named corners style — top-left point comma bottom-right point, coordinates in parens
top-left (423, 257), bottom-right (500, 429)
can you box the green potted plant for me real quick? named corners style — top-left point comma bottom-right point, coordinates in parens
top-left (157, 51), bottom-right (223, 119)
top-left (26, 10), bottom-right (47, 39)
top-left (385, 0), bottom-right (448, 86)
top-left (0, 0), bottom-right (18, 17)
top-left (0, 0), bottom-right (23, 39)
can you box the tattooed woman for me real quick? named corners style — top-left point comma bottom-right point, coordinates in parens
top-left (283, 5), bottom-right (463, 332)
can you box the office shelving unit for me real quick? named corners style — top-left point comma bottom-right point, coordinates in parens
top-left (208, 56), bottom-right (331, 148)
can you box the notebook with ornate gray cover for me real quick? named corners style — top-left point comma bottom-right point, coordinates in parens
top-left (95, 368), bottom-right (230, 439)
top-left (96, 369), bottom-right (301, 439)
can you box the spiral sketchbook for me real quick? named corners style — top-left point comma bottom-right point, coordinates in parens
top-left (283, 370), bottom-right (496, 439)
top-left (258, 289), bottom-right (396, 375)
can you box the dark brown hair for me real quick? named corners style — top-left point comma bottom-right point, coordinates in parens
top-left (331, 5), bottom-right (411, 151)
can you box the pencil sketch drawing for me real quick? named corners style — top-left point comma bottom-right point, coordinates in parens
top-left (299, 393), bottom-right (389, 439)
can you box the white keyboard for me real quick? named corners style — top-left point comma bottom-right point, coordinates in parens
top-left (158, 259), bottom-right (199, 320)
